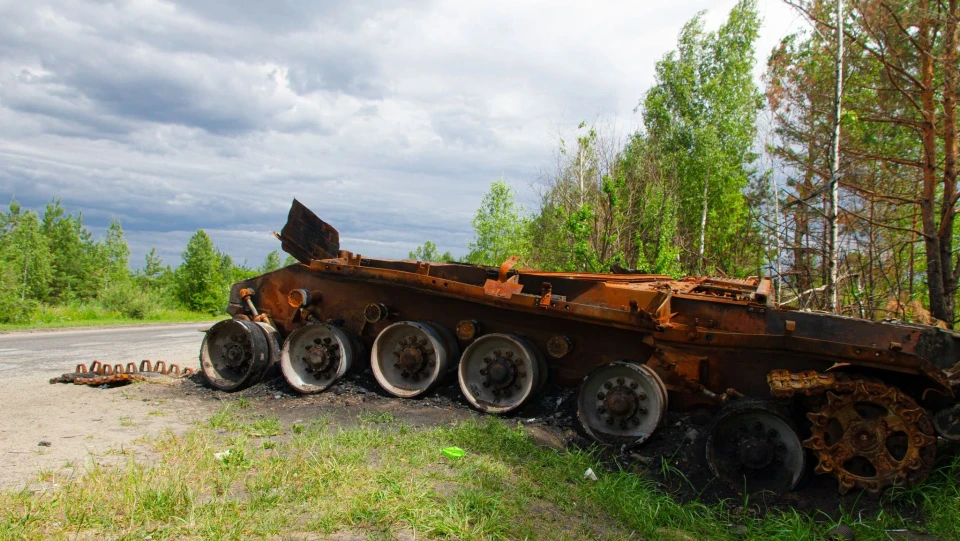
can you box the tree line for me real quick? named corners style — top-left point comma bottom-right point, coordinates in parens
top-left (0, 198), bottom-right (292, 323)
top-left (4, 0), bottom-right (956, 328)
top-left (412, 0), bottom-right (960, 328)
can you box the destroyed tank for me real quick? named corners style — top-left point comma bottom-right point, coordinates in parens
top-left (199, 199), bottom-right (960, 495)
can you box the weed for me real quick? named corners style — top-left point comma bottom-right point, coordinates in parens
top-left (358, 410), bottom-right (396, 424)
top-left (245, 417), bottom-right (282, 437)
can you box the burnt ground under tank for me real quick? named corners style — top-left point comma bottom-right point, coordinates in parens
top-left (179, 362), bottom-right (958, 532)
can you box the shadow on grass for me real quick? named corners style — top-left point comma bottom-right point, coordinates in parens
top-left (0, 407), bottom-right (956, 540)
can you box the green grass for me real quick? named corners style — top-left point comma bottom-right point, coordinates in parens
top-left (1, 409), bottom-right (956, 540)
top-left (0, 302), bottom-right (215, 331)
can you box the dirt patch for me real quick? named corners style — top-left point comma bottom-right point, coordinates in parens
top-left (0, 373), bottom-right (214, 490)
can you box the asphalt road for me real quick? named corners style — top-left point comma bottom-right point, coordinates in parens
top-left (0, 323), bottom-right (215, 379)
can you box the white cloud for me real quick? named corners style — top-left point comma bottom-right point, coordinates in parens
top-left (0, 0), bottom-right (802, 268)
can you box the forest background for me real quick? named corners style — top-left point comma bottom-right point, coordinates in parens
top-left (2, 0), bottom-right (958, 329)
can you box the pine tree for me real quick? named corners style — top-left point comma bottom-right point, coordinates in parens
top-left (143, 248), bottom-right (164, 279)
top-left (176, 230), bottom-right (225, 314)
top-left (41, 199), bottom-right (104, 302)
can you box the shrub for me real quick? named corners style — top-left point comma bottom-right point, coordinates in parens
top-left (100, 280), bottom-right (161, 319)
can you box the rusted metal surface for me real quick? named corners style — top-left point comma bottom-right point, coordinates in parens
top-left (50, 360), bottom-right (194, 386)
top-left (276, 198), bottom-right (340, 264)
top-left (203, 200), bottom-right (959, 494)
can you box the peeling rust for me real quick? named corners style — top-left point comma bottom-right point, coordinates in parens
top-left (201, 200), bottom-right (960, 494)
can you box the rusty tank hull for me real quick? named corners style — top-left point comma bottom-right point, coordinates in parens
top-left (200, 199), bottom-right (960, 495)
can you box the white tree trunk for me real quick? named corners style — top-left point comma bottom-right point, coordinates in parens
top-left (826, 0), bottom-right (843, 313)
top-left (699, 169), bottom-right (709, 274)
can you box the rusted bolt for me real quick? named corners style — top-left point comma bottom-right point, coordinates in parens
top-left (456, 320), bottom-right (480, 341)
top-left (363, 303), bottom-right (389, 323)
top-left (547, 335), bottom-right (573, 359)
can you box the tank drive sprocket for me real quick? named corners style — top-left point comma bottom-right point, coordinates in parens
top-left (803, 380), bottom-right (937, 494)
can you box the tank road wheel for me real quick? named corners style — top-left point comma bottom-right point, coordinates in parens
top-left (804, 381), bottom-right (937, 495)
top-left (704, 400), bottom-right (806, 493)
top-left (371, 321), bottom-right (459, 398)
top-left (281, 323), bottom-right (358, 393)
top-left (200, 319), bottom-right (276, 391)
top-left (458, 334), bottom-right (547, 414)
top-left (577, 362), bottom-right (667, 446)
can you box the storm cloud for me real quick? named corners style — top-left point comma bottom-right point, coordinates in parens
top-left (0, 0), bottom-right (800, 268)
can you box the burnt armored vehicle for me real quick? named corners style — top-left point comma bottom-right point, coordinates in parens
top-left (200, 200), bottom-right (960, 495)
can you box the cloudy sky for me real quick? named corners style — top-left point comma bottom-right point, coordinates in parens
top-left (0, 0), bottom-right (802, 269)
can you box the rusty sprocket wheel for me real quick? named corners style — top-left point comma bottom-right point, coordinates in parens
top-left (804, 381), bottom-right (937, 495)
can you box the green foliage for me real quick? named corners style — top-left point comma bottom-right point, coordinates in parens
top-left (41, 199), bottom-right (107, 303)
top-left (466, 180), bottom-right (531, 266)
top-left (408, 241), bottom-right (453, 262)
top-left (0, 198), bottom-right (53, 305)
top-left (100, 279), bottom-right (162, 319)
top-left (0, 196), bottom-right (300, 326)
top-left (176, 230), bottom-right (225, 315)
top-left (142, 248), bottom-right (164, 280)
top-left (528, 0), bottom-right (763, 278)
top-left (259, 250), bottom-right (282, 273)
top-left (103, 218), bottom-right (130, 284)
top-left (641, 0), bottom-right (763, 275)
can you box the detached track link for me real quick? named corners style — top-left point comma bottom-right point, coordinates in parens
top-left (49, 360), bottom-right (194, 386)
top-left (768, 369), bottom-right (937, 494)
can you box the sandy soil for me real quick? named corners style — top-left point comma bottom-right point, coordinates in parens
top-left (0, 373), bottom-right (215, 490)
